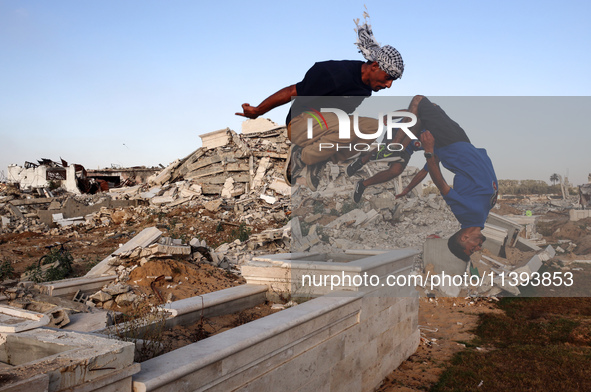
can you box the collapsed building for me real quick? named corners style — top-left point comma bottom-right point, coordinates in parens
top-left (7, 158), bottom-right (160, 196)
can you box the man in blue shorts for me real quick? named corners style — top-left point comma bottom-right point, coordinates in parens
top-left (401, 95), bottom-right (498, 262)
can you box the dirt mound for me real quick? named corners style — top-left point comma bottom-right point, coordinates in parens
top-left (128, 259), bottom-right (245, 304)
top-left (494, 201), bottom-right (523, 215)
top-left (574, 234), bottom-right (591, 255)
top-left (160, 303), bottom-right (280, 353)
top-left (551, 221), bottom-right (589, 240)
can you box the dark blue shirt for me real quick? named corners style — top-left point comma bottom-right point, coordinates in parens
top-left (287, 60), bottom-right (372, 124)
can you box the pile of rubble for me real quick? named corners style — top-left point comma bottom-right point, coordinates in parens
top-left (0, 119), bottom-right (291, 238)
top-left (288, 159), bottom-right (460, 255)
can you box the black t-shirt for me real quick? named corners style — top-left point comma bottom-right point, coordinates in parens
top-left (287, 60), bottom-right (372, 124)
top-left (417, 97), bottom-right (470, 149)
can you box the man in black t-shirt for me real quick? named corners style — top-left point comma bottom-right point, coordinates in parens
top-left (236, 17), bottom-right (404, 190)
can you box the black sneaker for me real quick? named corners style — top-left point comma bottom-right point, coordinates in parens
top-left (305, 164), bottom-right (320, 191)
top-left (375, 147), bottom-right (411, 163)
top-left (284, 145), bottom-right (303, 186)
top-left (353, 180), bottom-right (366, 203)
top-left (346, 157), bottom-right (365, 177)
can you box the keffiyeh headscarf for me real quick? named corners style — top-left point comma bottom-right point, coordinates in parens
top-left (354, 11), bottom-right (404, 80)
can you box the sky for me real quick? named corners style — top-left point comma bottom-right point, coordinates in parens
top-left (1, 0), bottom-right (590, 185)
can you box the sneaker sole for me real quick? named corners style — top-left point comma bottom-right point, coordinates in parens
top-left (283, 145), bottom-right (293, 186)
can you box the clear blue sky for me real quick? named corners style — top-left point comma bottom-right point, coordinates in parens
top-left (1, 0), bottom-right (590, 184)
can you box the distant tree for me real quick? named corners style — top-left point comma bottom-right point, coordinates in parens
top-left (499, 179), bottom-right (519, 195)
top-left (550, 173), bottom-right (560, 186)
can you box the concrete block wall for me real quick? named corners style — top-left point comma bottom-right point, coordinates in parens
top-left (570, 209), bottom-right (591, 221)
top-left (133, 285), bottom-right (419, 392)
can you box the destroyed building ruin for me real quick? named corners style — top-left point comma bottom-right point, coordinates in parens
top-left (7, 157), bottom-right (161, 197)
top-left (1, 117), bottom-right (589, 391)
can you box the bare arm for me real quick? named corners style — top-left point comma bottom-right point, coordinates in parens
top-left (421, 131), bottom-right (451, 196)
top-left (395, 168), bottom-right (428, 198)
top-left (236, 84), bottom-right (297, 119)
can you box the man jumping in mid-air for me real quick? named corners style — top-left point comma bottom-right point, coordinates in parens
top-left (237, 13), bottom-right (404, 190)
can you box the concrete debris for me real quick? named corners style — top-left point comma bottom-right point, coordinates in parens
top-left (241, 118), bottom-right (282, 135)
top-left (579, 183), bottom-right (591, 207)
top-left (289, 160), bottom-right (461, 255)
top-left (200, 128), bottom-right (232, 149)
top-left (204, 199), bottom-right (223, 213)
top-left (62, 309), bottom-right (113, 332)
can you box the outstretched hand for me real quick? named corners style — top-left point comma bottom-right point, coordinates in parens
top-left (236, 103), bottom-right (260, 119)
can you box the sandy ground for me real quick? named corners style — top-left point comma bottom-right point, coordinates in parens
top-left (378, 297), bottom-right (501, 391)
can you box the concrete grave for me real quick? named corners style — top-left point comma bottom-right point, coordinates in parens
top-left (241, 248), bottom-right (419, 299)
top-left (133, 250), bottom-right (419, 392)
top-left (0, 328), bottom-right (138, 392)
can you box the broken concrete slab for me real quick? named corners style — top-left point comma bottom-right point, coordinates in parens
top-left (86, 226), bottom-right (163, 277)
top-left (45, 307), bottom-right (70, 328)
top-left (149, 159), bottom-right (181, 185)
top-left (325, 208), bottom-right (378, 229)
top-left (102, 283), bottom-right (132, 296)
top-left (61, 310), bottom-right (112, 332)
top-left (269, 177), bottom-right (290, 196)
top-left (140, 186), bottom-right (162, 199)
top-left (0, 328), bottom-right (138, 391)
top-left (241, 118), bottom-right (282, 135)
top-left (7, 204), bottom-right (24, 220)
top-left (151, 195), bottom-right (175, 205)
top-left (515, 237), bottom-right (542, 252)
top-left (481, 223), bottom-right (508, 256)
top-left (90, 291), bottom-right (113, 303)
top-left (151, 243), bottom-right (192, 256)
top-left (0, 373), bottom-right (50, 392)
top-left (486, 212), bottom-right (524, 247)
top-left (37, 197), bottom-right (142, 226)
top-left (115, 292), bottom-right (138, 306)
top-left (221, 178), bottom-right (235, 199)
top-left (0, 305), bottom-right (50, 332)
top-left (204, 199), bottom-right (223, 213)
top-left (200, 128), bottom-right (231, 149)
top-left (423, 238), bottom-right (467, 276)
top-left (39, 275), bottom-right (117, 297)
top-left (251, 157), bottom-right (271, 190)
top-left (260, 194), bottom-right (277, 204)
top-left (30, 293), bottom-right (89, 313)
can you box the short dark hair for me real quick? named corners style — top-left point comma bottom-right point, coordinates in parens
top-left (447, 230), bottom-right (471, 262)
